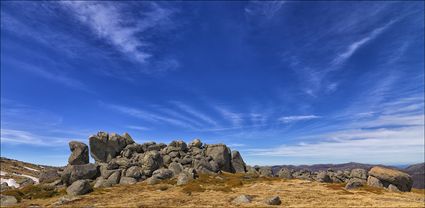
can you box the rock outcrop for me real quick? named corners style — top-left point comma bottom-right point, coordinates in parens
top-left (367, 166), bottom-right (413, 192)
top-left (68, 141), bottom-right (89, 165)
top-left (205, 144), bottom-right (232, 172)
top-left (231, 150), bottom-right (246, 173)
top-left (89, 132), bottom-right (134, 163)
top-left (59, 132), bottom-right (248, 196)
top-left (66, 180), bottom-right (92, 196)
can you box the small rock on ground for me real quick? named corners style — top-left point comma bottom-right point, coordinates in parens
top-left (265, 196), bottom-right (282, 205)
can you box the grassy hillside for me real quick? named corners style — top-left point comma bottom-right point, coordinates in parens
top-left (16, 173), bottom-right (425, 207)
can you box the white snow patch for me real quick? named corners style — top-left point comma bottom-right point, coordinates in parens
top-left (0, 178), bottom-right (20, 188)
top-left (24, 166), bottom-right (39, 172)
top-left (0, 171), bottom-right (7, 176)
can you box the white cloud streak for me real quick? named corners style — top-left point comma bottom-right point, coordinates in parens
top-left (101, 103), bottom-right (196, 129)
top-left (62, 2), bottom-right (174, 66)
top-left (331, 20), bottom-right (395, 67)
top-left (279, 115), bottom-right (320, 123)
top-left (0, 129), bottom-right (70, 146)
top-left (171, 101), bottom-right (218, 126)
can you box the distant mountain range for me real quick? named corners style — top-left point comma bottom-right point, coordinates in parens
top-left (270, 162), bottom-right (425, 189)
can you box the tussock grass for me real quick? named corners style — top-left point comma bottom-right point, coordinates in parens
top-left (1, 184), bottom-right (64, 202)
top-left (12, 174), bottom-right (425, 208)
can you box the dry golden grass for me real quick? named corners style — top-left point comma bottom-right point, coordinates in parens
top-left (15, 173), bottom-right (425, 208)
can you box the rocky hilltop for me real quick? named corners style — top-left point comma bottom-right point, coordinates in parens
top-left (0, 132), bottom-right (421, 207)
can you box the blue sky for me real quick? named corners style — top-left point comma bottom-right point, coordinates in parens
top-left (1, 1), bottom-right (424, 166)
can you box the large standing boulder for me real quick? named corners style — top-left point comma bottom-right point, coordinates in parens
top-left (61, 164), bottom-right (99, 186)
top-left (368, 166), bottom-right (413, 192)
top-left (231, 150), bottom-right (246, 173)
top-left (205, 144), bottom-right (232, 172)
top-left (68, 141), bottom-right (89, 165)
top-left (89, 132), bottom-right (134, 163)
top-left (66, 180), bottom-right (92, 196)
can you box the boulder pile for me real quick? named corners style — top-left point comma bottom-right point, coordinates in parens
top-left (33, 131), bottom-right (413, 196)
top-left (273, 166), bottom-right (412, 192)
top-left (367, 166), bottom-right (413, 192)
top-left (60, 132), bottom-right (247, 196)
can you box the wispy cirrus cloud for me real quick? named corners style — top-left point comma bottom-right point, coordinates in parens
top-left (171, 101), bottom-right (218, 126)
top-left (101, 102), bottom-right (197, 129)
top-left (331, 20), bottom-right (396, 68)
top-left (61, 1), bottom-right (178, 72)
top-left (278, 115), bottom-right (320, 123)
top-left (244, 1), bottom-right (286, 20)
top-left (0, 129), bottom-right (69, 146)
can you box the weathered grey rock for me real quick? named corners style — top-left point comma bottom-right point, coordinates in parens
top-left (345, 178), bottom-right (365, 189)
top-left (179, 157), bottom-right (192, 165)
top-left (66, 180), bottom-right (92, 196)
top-left (232, 195), bottom-right (252, 204)
top-left (152, 169), bottom-right (173, 180)
top-left (125, 166), bottom-right (144, 179)
top-left (61, 164), bottom-right (99, 186)
top-left (259, 167), bottom-right (273, 177)
top-left (368, 166), bottom-right (413, 192)
top-left (246, 165), bottom-right (259, 176)
top-left (168, 162), bottom-right (183, 176)
top-left (141, 150), bottom-right (163, 176)
top-left (106, 171), bottom-right (121, 185)
top-left (367, 176), bottom-right (384, 188)
top-left (113, 157), bottom-right (131, 168)
top-left (146, 177), bottom-right (160, 185)
top-left (193, 158), bottom-right (216, 174)
top-left (293, 170), bottom-right (313, 180)
top-left (388, 184), bottom-right (401, 192)
top-left (278, 168), bottom-right (293, 179)
top-left (93, 177), bottom-right (110, 188)
top-left (68, 141), bottom-right (89, 165)
top-left (231, 150), bottom-right (246, 173)
top-left (89, 132), bottom-right (134, 163)
top-left (205, 144), bottom-right (232, 172)
top-left (331, 170), bottom-right (350, 183)
top-left (265, 196), bottom-right (281, 205)
top-left (176, 172), bottom-right (191, 186)
top-left (0, 195), bottom-right (18, 206)
top-left (316, 171), bottom-right (332, 183)
top-left (121, 143), bottom-right (143, 158)
top-left (167, 140), bottom-right (188, 153)
top-left (99, 164), bottom-right (118, 179)
top-left (350, 169), bottom-right (367, 180)
top-left (189, 138), bottom-right (202, 148)
top-left (163, 155), bottom-right (172, 165)
top-left (39, 169), bottom-right (61, 183)
top-left (168, 151), bottom-right (180, 158)
top-left (119, 176), bottom-right (137, 185)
